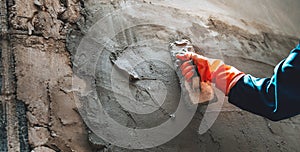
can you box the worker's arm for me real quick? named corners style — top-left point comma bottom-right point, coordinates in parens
top-left (228, 43), bottom-right (300, 121)
top-left (176, 42), bottom-right (300, 121)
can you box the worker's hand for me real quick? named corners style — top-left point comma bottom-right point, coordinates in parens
top-left (176, 52), bottom-right (245, 95)
top-left (176, 53), bottom-right (212, 82)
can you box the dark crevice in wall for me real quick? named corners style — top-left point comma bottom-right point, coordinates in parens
top-left (0, 97), bottom-right (8, 152)
top-left (1, 0), bottom-right (29, 151)
top-left (16, 100), bottom-right (30, 152)
top-left (0, 0), bottom-right (8, 150)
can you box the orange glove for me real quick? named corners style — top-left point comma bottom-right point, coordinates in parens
top-left (176, 52), bottom-right (245, 95)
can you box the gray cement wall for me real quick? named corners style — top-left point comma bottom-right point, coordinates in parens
top-left (0, 0), bottom-right (299, 151)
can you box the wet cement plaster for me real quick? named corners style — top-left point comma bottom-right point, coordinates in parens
top-left (67, 0), bottom-right (300, 151)
top-left (4, 0), bottom-right (300, 151)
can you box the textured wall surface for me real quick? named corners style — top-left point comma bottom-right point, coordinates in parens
top-left (1, 0), bottom-right (300, 151)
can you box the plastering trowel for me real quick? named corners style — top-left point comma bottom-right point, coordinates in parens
top-left (169, 39), bottom-right (216, 105)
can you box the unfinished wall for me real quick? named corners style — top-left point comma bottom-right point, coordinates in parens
top-left (1, 0), bottom-right (300, 151)
top-left (2, 0), bottom-right (95, 151)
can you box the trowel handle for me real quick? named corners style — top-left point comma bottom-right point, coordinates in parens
top-left (190, 61), bottom-right (201, 90)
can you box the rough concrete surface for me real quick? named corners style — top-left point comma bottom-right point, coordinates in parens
top-left (0, 0), bottom-right (300, 151)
